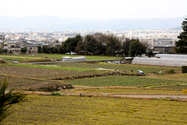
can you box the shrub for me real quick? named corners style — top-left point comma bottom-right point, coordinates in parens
top-left (165, 69), bottom-right (175, 74)
top-left (51, 93), bottom-right (61, 96)
top-left (0, 79), bottom-right (26, 123)
top-left (182, 66), bottom-right (187, 73)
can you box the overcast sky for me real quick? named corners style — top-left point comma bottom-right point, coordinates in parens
top-left (0, 0), bottom-right (187, 20)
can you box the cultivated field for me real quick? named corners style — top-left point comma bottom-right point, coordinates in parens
top-left (55, 62), bottom-right (181, 74)
top-left (66, 75), bottom-right (180, 87)
top-left (1, 54), bottom-right (187, 124)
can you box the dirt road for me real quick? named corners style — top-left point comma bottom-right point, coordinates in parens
top-left (112, 94), bottom-right (187, 99)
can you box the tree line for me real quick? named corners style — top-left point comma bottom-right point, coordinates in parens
top-left (38, 33), bottom-right (147, 57)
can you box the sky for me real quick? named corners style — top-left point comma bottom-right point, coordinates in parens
top-left (0, 0), bottom-right (187, 20)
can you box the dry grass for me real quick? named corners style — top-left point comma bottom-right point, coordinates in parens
top-left (69, 88), bottom-right (187, 95)
top-left (145, 73), bottom-right (187, 82)
top-left (2, 95), bottom-right (187, 125)
top-left (182, 89), bottom-right (187, 93)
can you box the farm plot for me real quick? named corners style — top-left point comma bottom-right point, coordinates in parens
top-left (70, 88), bottom-right (186, 95)
top-left (0, 75), bottom-right (57, 90)
top-left (0, 65), bottom-right (99, 79)
top-left (66, 76), bottom-right (180, 87)
top-left (34, 53), bottom-right (122, 60)
top-left (0, 55), bottom-right (44, 61)
top-left (3, 95), bottom-right (187, 125)
top-left (55, 62), bottom-right (180, 74)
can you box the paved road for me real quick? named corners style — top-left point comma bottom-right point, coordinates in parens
top-left (113, 94), bottom-right (187, 99)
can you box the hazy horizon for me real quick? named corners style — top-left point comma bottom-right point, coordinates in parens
top-left (1, 0), bottom-right (187, 20)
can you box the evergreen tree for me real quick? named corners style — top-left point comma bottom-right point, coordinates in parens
top-left (128, 39), bottom-right (146, 57)
top-left (122, 38), bottom-right (131, 56)
top-left (0, 79), bottom-right (26, 123)
top-left (175, 18), bottom-right (187, 53)
top-left (106, 35), bottom-right (122, 56)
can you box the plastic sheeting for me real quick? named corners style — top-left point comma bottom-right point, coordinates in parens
top-left (132, 54), bottom-right (187, 67)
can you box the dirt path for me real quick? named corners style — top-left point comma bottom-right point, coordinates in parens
top-left (112, 94), bottom-right (187, 99)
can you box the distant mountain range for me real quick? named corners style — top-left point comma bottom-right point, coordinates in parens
top-left (0, 15), bottom-right (186, 31)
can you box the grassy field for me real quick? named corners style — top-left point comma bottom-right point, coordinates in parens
top-left (56, 62), bottom-right (181, 74)
top-left (66, 76), bottom-right (180, 87)
top-left (70, 88), bottom-right (187, 95)
top-left (36, 53), bottom-right (122, 60)
top-left (2, 95), bottom-right (187, 125)
top-left (0, 54), bottom-right (122, 61)
top-left (8, 63), bottom-right (98, 72)
top-left (0, 55), bottom-right (44, 61)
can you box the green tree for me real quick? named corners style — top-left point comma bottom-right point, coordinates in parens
top-left (122, 38), bottom-right (131, 56)
top-left (76, 40), bottom-right (84, 55)
top-left (59, 34), bottom-right (82, 54)
top-left (84, 35), bottom-right (99, 55)
top-left (37, 46), bottom-right (42, 53)
top-left (106, 35), bottom-right (122, 56)
top-left (175, 18), bottom-right (187, 53)
top-left (21, 47), bottom-right (27, 53)
top-left (3, 49), bottom-right (8, 54)
top-left (0, 79), bottom-right (26, 123)
top-left (128, 39), bottom-right (146, 57)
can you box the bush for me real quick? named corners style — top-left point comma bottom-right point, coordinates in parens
top-left (182, 66), bottom-right (187, 73)
top-left (165, 69), bottom-right (175, 74)
top-left (51, 93), bottom-right (61, 96)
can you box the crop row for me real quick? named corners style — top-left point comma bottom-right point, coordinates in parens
top-left (55, 62), bottom-right (180, 74)
top-left (7, 63), bottom-right (97, 72)
top-left (0, 55), bottom-right (43, 61)
top-left (67, 75), bottom-right (180, 87)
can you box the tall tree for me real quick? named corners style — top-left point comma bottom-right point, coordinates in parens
top-left (59, 34), bottom-right (82, 54)
top-left (122, 38), bottom-right (131, 56)
top-left (37, 46), bottom-right (42, 53)
top-left (84, 35), bottom-right (98, 55)
top-left (0, 79), bottom-right (26, 123)
top-left (76, 40), bottom-right (84, 55)
top-left (106, 35), bottom-right (122, 56)
top-left (175, 18), bottom-right (187, 53)
top-left (128, 39), bottom-right (146, 57)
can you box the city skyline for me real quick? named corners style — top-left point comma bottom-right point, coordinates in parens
top-left (0, 0), bottom-right (187, 20)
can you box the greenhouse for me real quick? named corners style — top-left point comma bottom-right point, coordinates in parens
top-left (62, 56), bottom-right (86, 62)
top-left (132, 54), bottom-right (187, 67)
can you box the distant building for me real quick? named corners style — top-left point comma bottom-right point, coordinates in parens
top-left (154, 38), bottom-right (174, 45)
top-left (153, 44), bottom-right (175, 54)
top-left (25, 45), bottom-right (38, 53)
top-left (3, 40), bottom-right (21, 53)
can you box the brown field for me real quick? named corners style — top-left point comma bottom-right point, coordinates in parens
top-left (0, 65), bottom-right (99, 79)
top-left (0, 75), bottom-right (64, 90)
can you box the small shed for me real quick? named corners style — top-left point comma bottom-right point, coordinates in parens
top-left (122, 57), bottom-right (133, 64)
